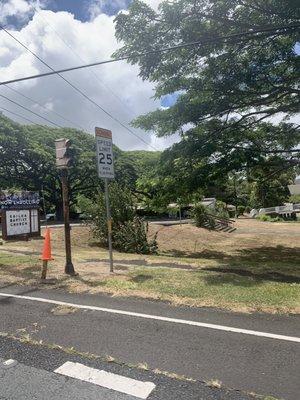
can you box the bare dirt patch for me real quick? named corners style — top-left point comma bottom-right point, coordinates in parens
top-left (0, 220), bottom-right (299, 313)
top-left (51, 305), bottom-right (78, 315)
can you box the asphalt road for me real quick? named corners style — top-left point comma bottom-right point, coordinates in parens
top-left (0, 285), bottom-right (299, 399)
top-left (0, 336), bottom-right (253, 400)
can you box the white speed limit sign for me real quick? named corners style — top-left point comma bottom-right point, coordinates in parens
top-left (95, 127), bottom-right (115, 179)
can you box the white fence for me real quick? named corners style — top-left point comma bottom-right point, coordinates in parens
top-left (259, 204), bottom-right (300, 215)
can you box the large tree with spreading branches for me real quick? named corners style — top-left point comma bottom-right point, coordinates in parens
top-left (114, 0), bottom-right (300, 205)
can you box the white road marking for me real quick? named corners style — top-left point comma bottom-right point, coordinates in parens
top-left (55, 361), bottom-right (155, 399)
top-left (0, 292), bottom-right (299, 343)
top-left (3, 359), bottom-right (15, 366)
top-left (2, 359), bottom-right (17, 368)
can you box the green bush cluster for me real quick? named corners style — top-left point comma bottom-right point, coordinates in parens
top-left (191, 201), bottom-right (229, 229)
top-left (257, 214), bottom-right (283, 222)
top-left (114, 217), bottom-right (157, 254)
top-left (191, 204), bottom-right (215, 229)
top-left (77, 183), bottom-right (157, 254)
top-left (237, 205), bottom-right (245, 216)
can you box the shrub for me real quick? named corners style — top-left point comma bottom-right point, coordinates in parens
top-left (237, 205), bottom-right (245, 217)
top-left (215, 201), bottom-right (230, 219)
top-left (77, 183), bottom-right (157, 254)
top-left (114, 217), bottom-right (158, 254)
top-left (257, 214), bottom-right (283, 222)
top-left (245, 206), bottom-right (251, 213)
top-left (228, 210), bottom-right (236, 218)
top-left (191, 203), bottom-right (216, 229)
top-left (289, 194), bottom-right (300, 204)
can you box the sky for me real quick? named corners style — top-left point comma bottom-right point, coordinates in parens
top-left (0, 0), bottom-right (177, 151)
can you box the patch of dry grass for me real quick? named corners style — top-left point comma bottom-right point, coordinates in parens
top-left (206, 379), bottom-right (222, 389)
top-left (0, 221), bottom-right (299, 314)
top-left (51, 305), bottom-right (78, 315)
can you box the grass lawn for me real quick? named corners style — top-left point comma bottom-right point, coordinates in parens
top-left (99, 267), bottom-right (299, 313)
top-left (0, 219), bottom-right (299, 314)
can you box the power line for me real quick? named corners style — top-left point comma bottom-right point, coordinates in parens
top-left (1, 23), bottom-right (299, 86)
top-left (4, 85), bottom-right (86, 131)
top-left (33, 7), bottom-right (136, 118)
top-left (0, 94), bottom-right (63, 127)
top-left (0, 105), bottom-right (41, 125)
top-left (0, 24), bottom-right (158, 150)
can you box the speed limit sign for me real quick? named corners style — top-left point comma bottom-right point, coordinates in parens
top-left (95, 127), bottom-right (115, 179)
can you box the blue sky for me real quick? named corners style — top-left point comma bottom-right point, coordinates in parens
top-left (160, 94), bottom-right (178, 108)
top-left (2, 0), bottom-right (133, 27)
top-left (0, 0), bottom-right (179, 151)
top-left (44, 0), bottom-right (132, 20)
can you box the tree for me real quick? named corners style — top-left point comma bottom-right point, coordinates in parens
top-left (114, 2), bottom-right (300, 206)
top-left (247, 161), bottom-right (297, 207)
top-left (115, 0), bottom-right (300, 133)
top-left (0, 115), bottom-right (162, 215)
top-left (134, 121), bottom-right (299, 207)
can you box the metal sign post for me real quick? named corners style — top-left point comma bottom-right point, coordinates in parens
top-left (104, 178), bottom-right (113, 273)
top-left (95, 127), bottom-right (115, 273)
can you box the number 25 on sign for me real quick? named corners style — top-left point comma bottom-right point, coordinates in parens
top-left (95, 127), bottom-right (115, 179)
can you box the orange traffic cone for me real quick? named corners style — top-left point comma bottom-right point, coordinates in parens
top-left (40, 228), bottom-right (53, 279)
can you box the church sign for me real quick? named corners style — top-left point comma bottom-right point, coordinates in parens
top-left (0, 191), bottom-right (41, 240)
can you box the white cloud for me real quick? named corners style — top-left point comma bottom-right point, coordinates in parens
top-left (0, 0), bottom-right (47, 25)
top-left (0, 6), bottom-right (179, 151)
top-left (143, 0), bottom-right (163, 11)
top-left (88, 0), bottom-right (163, 20)
top-left (0, 0), bottom-right (31, 23)
top-left (88, 0), bottom-right (129, 19)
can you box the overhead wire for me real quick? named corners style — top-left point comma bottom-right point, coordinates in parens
top-left (0, 24), bottom-right (159, 150)
top-left (3, 85), bottom-right (87, 131)
top-left (0, 94), bottom-right (63, 127)
top-left (1, 23), bottom-right (299, 86)
top-left (0, 105), bottom-right (41, 125)
top-left (33, 6), bottom-right (136, 118)
top-left (1, 22), bottom-right (298, 150)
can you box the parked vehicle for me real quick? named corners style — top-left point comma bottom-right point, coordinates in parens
top-left (46, 213), bottom-right (56, 221)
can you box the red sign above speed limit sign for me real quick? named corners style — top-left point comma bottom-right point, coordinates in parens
top-left (95, 127), bottom-right (115, 179)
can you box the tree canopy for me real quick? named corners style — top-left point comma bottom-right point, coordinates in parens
top-left (0, 115), bottom-right (159, 215)
top-left (115, 0), bottom-right (300, 133)
top-left (114, 0), bottom-right (300, 207)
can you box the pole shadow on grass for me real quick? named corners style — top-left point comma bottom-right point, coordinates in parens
top-left (81, 258), bottom-right (195, 270)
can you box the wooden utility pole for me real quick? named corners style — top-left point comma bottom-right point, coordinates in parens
top-left (55, 138), bottom-right (77, 276)
top-left (60, 169), bottom-right (76, 275)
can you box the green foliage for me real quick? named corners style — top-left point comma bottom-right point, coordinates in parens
top-left (191, 203), bottom-right (216, 229)
top-left (114, 217), bottom-right (158, 254)
top-left (114, 0), bottom-right (300, 209)
top-left (245, 206), bottom-right (251, 213)
top-left (77, 183), bottom-right (157, 254)
top-left (0, 115), bottom-right (100, 216)
top-left (289, 194), bottom-right (300, 204)
top-left (215, 201), bottom-right (230, 219)
top-left (115, 0), bottom-right (299, 133)
top-left (256, 214), bottom-right (283, 222)
top-left (237, 206), bottom-right (245, 216)
top-left (0, 115), bottom-right (160, 215)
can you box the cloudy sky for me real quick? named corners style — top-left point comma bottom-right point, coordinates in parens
top-left (0, 0), bottom-right (177, 151)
